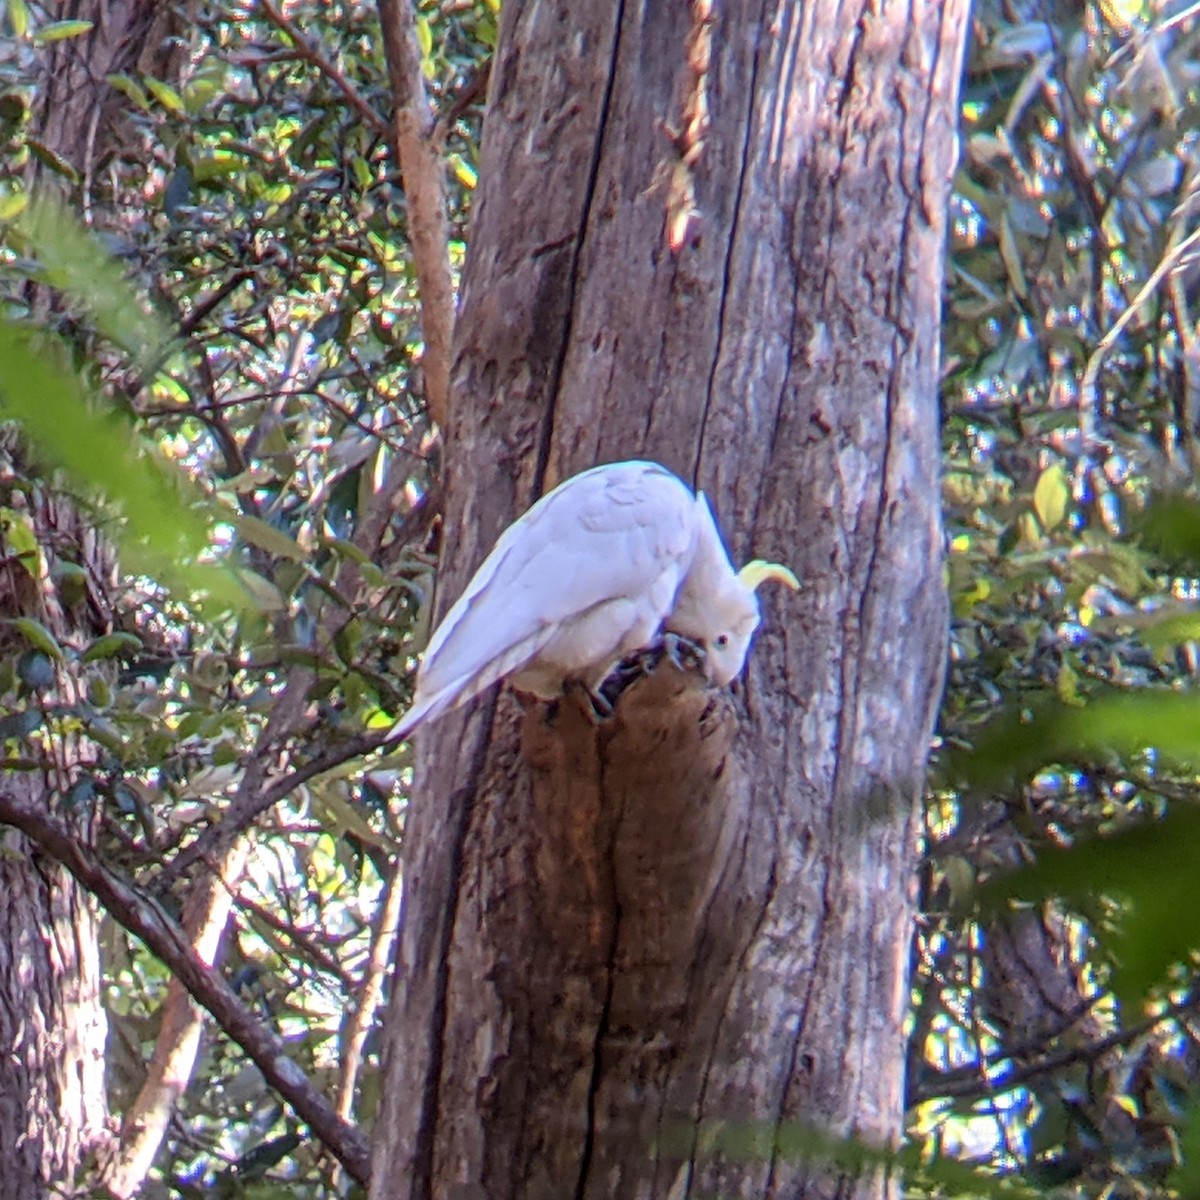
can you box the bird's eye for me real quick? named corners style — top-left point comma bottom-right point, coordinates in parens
top-left (715, 634), bottom-right (729, 648)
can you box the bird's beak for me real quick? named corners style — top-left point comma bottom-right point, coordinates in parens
top-left (738, 559), bottom-right (800, 591)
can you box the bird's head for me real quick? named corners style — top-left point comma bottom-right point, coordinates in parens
top-left (700, 559), bottom-right (800, 684)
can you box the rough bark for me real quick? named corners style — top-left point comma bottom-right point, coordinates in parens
top-left (0, 443), bottom-right (115, 1198)
top-left (24, 1), bottom-right (183, 214)
top-left (2, 7), bottom-right (186, 1196)
top-left (372, 1), bottom-right (967, 1198)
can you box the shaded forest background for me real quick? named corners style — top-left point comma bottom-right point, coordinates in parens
top-left (1, 0), bottom-right (1199, 1196)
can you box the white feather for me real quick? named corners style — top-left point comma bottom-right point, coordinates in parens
top-left (389, 460), bottom-right (795, 740)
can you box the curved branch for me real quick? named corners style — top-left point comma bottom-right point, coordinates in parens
top-left (0, 790), bottom-right (372, 1189)
top-left (260, 0), bottom-right (391, 139)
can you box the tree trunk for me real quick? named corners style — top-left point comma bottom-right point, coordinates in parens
top-left (25, 0), bottom-right (182, 210)
top-left (0, 443), bottom-right (115, 1198)
top-left (0, 6), bottom-right (183, 1196)
top-left (372, 1), bottom-right (966, 1197)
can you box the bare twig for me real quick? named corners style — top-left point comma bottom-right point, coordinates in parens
top-left (1079, 223), bottom-right (1200, 444)
top-left (377, 0), bottom-right (456, 428)
top-left (432, 60), bottom-right (492, 147)
top-left (0, 790), bottom-right (372, 1188)
top-left (914, 984), bottom-right (1200, 1103)
top-left (259, 0), bottom-right (390, 140)
top-left (330, 858), bottom-right (405, 1186)
top-left (336, 858), bottom-right (404, 1123)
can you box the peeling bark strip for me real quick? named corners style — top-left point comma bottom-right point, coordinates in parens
top-left (377, 0), bottom-right (456, 429)
top-left (373, 1), bottom-right (967, 1198)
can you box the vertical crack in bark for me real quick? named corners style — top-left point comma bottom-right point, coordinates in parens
top-left (574, 900), bottom-right (623, 1200)
top-left (533, 0), bottom-right (627, 495)
top-left (573, 732), bottom-right (626, 1200)
top-left (764, 853), bottom-right (835, 1199)
top-left (692, 0), bottom-right (768, 489)
top-left (682, 822), bottom-right (781, 1199)
top-left (410, 705), bottom-right (498, 1200)
top-left (835, 13), bottom-right (869, 118)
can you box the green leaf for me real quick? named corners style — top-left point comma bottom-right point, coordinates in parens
top-left (0, 320), bottom-right (249, 611)
top-left (0, 710), bottom-right (42, 740)
top-left (1138, 494), bottom-right (1200, 569)
top-left (16, 198), bottom-right (174, 365)
top-left (683, 1120), bottom-right (1039, 1200)
top-left (998, 210), bottom-right (1029, 299)
top-left (1033, 463), bottom-right (1069, 532)
top-left (143, 76), bottom-right (185, 116)
top-left (25, 138), bottom-right (79, 183)
top-left (0, 189), bottom-right (27, 222)
top-left (449, 153), bottom-right (477, 189)
top-left (228, 513), bottom-right (307, 563)
top-left (0, 507), bottom-right (41, 576)
top-left (311, 788), bottom-right (397, 851)
top-left (9, 0), bottom-right (29, 37)
top-left (106, 74), bottom-right (150, 111)
top-left (31, 19), bottom-right (93, 43)
top-left (81, 632), bottom-right (143, 663)
top-left (416, 14), bottom-right (434, 59)
top-left (9, 617), bottom-right (65, 661)
top-left (979, 804), bottom-right (1200, 1006)
top-left (1169, 1102), bottom-right (1200, 1197)
top-left (946, 688), bottom-right (1200, 792)
top-left (17, 650), bottom-right (55, 691)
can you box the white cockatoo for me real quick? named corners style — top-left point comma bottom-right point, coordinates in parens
top-left (389, 460), bottom-right (797, 739)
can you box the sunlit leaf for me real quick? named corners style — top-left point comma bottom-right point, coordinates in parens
top-left (1033, 463), bottom-right (1069, 532)
top-left (105, 73), bottom-right (150, 110)
top-left (8, 617), bottom-right (64, 661)
top-left (0, 507), bottom-right (41, 577)
top-left (143, 76), bottom-right (186, 115)
top-left (9, 0), bottom-right (29, 37)
top-left (31, 19), bottom-right (94, 43)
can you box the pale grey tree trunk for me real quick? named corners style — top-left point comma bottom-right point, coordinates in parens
top-left (371, 1), bottom-right (967, 1197)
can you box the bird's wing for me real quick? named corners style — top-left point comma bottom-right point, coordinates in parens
top-left (388, 625), bottom-right (554, 739)
top-left (404, 461), bottom-right (697, 725)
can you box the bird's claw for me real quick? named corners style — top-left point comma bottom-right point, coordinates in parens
top-left (595, 634), bottom-right (709, 709)
top-left (660, 632), bottom-right (707, 675)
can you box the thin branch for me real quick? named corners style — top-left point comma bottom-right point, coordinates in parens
top-left (259, 0), bottom-right (390, 139)
top-left (914, 984), bottom-right (1200, 1103)
top-left (378, 0), bottom-right (456, 428)
top-left (335, 858), bottom-right (404, 1126)
top-left (151, 732), bottom-right (392, 893)
top-left (432, 60), bottom-right (492, 147)
top-left (0, 790), bottom-right (372, 1188)
top-left (1079, 223), bottom-right (1200, 443)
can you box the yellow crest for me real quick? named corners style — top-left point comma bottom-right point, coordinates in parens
top-left (738, 559), bottom-right (800, 592)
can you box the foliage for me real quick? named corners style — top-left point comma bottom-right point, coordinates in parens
top-left (922, 0), bottom-right (1200, 1193)
top-left (2, 0), bottom-right (1200, 1196)
top-left (0, 0), bottom-right (487, 1193)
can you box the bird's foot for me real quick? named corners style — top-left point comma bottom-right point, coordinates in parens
top-left (660, 632), bottom-right (707, 676)
top-left (596, 634), bottom-right (709, 709)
